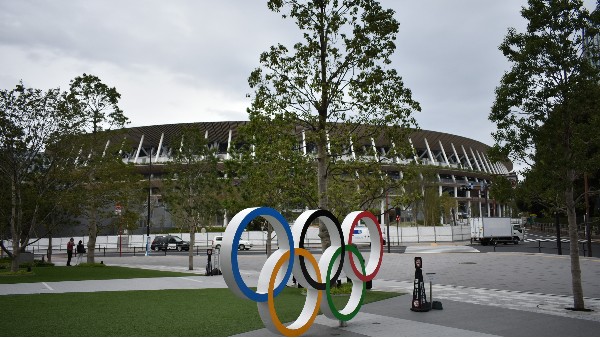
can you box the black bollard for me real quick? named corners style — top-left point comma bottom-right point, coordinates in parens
top-left (410, 257), bottom-right (430, 312)
top-left (206, 249), bottom-right (213, 276)
top-left (292, 276), bottom-right (303, 289)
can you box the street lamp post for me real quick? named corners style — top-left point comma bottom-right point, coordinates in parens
top-left (482, 182), bottom-right (489, 217)
top-left (385, 192), bottom-right (390, 253)
top-left (115, 204), bottom-right (122, 257)
top-left (146, 147), bottom-right (153, 256)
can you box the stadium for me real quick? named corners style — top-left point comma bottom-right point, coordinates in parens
top-left (117, 121), bottom-right (514, 232)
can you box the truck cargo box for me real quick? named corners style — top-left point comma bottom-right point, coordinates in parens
top-left (482, 217), bottom-right (512, 238)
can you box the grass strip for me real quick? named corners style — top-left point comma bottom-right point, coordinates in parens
top-left (0, 265), bottom-right (197, 284)
top-left (0, 287), bottom-right (401, 336)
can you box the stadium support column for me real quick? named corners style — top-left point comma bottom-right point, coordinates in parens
top-left (478, 187), bottom-right (483, 217)
top-left (469, 148), bottom-right (482, 172)
top-left (466, 189), bottom-right (471, 218)
top-left (438, 140), bottom-right (450, 167)
top-left (461, 145), bottom-right (474, 170)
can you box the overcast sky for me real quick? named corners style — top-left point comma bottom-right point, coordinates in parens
top-left (1, 0), bottom-right (597, 171)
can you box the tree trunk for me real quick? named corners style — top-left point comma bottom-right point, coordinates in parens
top-left (266, 221), bottom-right (273, 256)
top-left (316, 1), bottom-right (331, 252)
top-left (584, 173), bottom-right (592, 257)
top-left (47, 233), bottom-right (53, 264)
top-left (565, 176), bottom-right (585, 310)
top-left (10, 176), bottom-right (21, 272)
top-left (87, 215), bottom-right (97, 264)
top-left (189, 228), bottom-right (195, 270)
top-left (317, 140), bottom-right (330, 250)
top-left (555, 212), bottom-right (562, 255)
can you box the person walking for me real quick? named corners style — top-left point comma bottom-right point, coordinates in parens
top-left (76, 240), bottom-right (86, 265)
top-left (66, 238), bottom-right (75, 266)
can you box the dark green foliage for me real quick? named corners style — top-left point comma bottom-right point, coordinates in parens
top-left (490, 0), bottom-right (600, 310)
top-left (0, 82), bottom-right (78, 271)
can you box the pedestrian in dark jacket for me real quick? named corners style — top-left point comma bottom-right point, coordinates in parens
top-left (76, 240), bottom-right (86, 265)
top-left (66, 238), bottom-right (75, 266)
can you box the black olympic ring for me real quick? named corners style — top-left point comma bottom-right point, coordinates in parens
top-left (296, 209), bottom-right (345, 290)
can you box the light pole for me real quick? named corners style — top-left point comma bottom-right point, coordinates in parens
top-left (481, 182), bottom-right (489, 217)
top-left (115, 204), bottom-right (122, 257)
top-left (146, 147), bottom-right (153, 256)
top-left (385, 192), bottom-right (390, 253)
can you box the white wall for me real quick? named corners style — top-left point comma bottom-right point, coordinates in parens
top-left (16, 224), bottom-right (473, 253)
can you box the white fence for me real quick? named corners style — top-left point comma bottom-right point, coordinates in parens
top-left (383, 224), bottom-right (471, 243)
top-left (9, 224), bottom-right (472, 254)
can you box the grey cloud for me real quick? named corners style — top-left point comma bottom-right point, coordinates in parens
top-left (1, 0), bottom-right (597, 151)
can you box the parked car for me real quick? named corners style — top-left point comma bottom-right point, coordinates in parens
top-left (212, 235), bottom-right (253, 250)
top-left (151, 235), bottom-right (190, 251)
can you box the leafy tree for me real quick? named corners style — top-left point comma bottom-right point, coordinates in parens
top-left (163, 126), bottom-right (223, 270)
top-left (390, 164), bottom-right (424, 226)
top-left (422, 186), bottom-right (441, 226)
top-left (489, 174), bottom-right (516, 217)
top-left (517, 167), bottom-right (565, 216)
top-left (490, 0), bottom-right (600, 310)
top-left (439, 192), bottom-right (456, 225)
top-left (68, 138), bottom-right (142, 262)
top-left (488, 175), bottom-right (514, 203)
top-left (248, 0), bottom-right (420, 249)
top-left (0, 82), bottom-right (80, 271)
top-left (25, 137), bottom-right (83, 264)
top-left (326, 142), bottom-right (420, 225)
top-left (63, 73), bottom-right (127, 135)
top-left (229, 116), bottom-right (315, 255)
top-left (62, 73), bottom-right (134, 263)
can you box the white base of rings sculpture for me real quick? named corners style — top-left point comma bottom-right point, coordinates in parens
top-left (221, 207), bottom-right (383, 337)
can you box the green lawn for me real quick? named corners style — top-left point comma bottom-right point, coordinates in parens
top-left (0, 265), bottom-right (197, 284)
top-left (0, 287), bottom-right (402, 336)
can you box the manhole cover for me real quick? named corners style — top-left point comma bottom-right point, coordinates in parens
top-left (459, 262), bottom-right (477, 264)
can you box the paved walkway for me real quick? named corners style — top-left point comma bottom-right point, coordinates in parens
top-left (2, 243), bottom-right (600, 336)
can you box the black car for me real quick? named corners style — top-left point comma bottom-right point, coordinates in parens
top-left (151, 235), bottom-right (190, 251)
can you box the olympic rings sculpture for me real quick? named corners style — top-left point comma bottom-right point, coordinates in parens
top-left (221, 207), bottom-right (383, 336)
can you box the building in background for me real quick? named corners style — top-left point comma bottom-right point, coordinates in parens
top-left (117, 121), bottom-right (514, 233)
top-left (584, 3), bottom-right (600, 69)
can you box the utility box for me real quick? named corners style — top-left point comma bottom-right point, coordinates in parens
top-left (17, 252), bottom-right (34, 264)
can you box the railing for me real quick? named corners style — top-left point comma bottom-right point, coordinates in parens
top-left (532, 222), bottom-right (599, 237)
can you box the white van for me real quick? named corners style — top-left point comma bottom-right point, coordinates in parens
top-left (350, 225), bottom-right (386, 246)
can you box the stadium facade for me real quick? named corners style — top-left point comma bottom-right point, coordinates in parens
top-left (117, 121), bottom-right (514, 231)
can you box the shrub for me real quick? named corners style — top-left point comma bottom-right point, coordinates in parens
top-left (33, 260), bottom-right (54, 267)
top-left (19, 262), bottom-right (33, 269)
top-left (0, 269), bottom-right (34, 277)
top-left (76, 262), bottom-right (106, 268)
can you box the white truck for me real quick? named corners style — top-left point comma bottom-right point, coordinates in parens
top-left (471, 217), bottom-right (524, 245)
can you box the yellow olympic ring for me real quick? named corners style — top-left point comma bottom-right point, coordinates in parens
top-left (258, 248), bottom-right (322, 336)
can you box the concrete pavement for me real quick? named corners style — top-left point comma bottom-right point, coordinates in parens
top-left (2, 243), bottom-right (600, 336)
